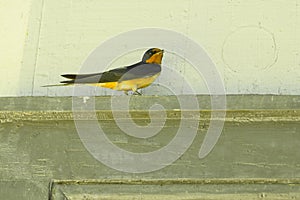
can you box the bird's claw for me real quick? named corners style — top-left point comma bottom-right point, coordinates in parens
top-left (133, 90), bottom-right (142, 95)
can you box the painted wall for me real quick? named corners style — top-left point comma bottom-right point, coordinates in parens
top-left (1, 0), bottom-right (300, 96)
top-left (0, 0), bottom-right (32, 96)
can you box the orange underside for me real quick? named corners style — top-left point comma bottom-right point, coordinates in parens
top-left (88, 73), bottom-right (160, 91)
top-left (98, 82), bottom-right (117, 89)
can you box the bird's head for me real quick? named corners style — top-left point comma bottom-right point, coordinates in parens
top-left (142, 48), bottom-right (164, 64)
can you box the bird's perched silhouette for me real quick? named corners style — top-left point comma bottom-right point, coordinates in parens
top-left (44, 48), bottom-right (164, 95)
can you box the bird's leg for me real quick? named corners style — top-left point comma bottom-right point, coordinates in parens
top-left (132, 87), bottom-right (142, 95)
top-left (133, 90), bottom-right (142, 95)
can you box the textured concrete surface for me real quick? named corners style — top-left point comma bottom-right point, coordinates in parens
top-left (0, 95), bottom-right (300, 199)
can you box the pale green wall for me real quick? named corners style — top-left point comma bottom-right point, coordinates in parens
top-left (0, 0), bottom-right (32, 96)
top-left (1, 0), bottom-right (300, 96)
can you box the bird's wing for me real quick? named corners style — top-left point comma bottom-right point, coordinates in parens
top-left (60, 63), bottom-right (161, 84)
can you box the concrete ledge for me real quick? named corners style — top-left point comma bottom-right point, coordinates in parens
top-left (1, 95), bottom-right (300, 111)
top-left (1, 95), bottom-right (300, 123)
top-left (1, 110), bottom-right (300, 123)
top-left (1, 95), bottom-right (300, 199)
top-left (49, 178), bottom-right (300, 200)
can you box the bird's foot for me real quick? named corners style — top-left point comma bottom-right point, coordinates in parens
top-left (133, 90), bottom-right (142, 95)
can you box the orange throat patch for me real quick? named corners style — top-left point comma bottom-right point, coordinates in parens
top-left (145, 53), bottom-right (163, 64)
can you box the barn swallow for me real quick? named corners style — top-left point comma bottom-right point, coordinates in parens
top-left (45, 48), bottom-right (164, 95)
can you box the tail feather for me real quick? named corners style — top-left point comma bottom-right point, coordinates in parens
top-left (42, 83), bottom-right (72, 87)
top-left (44, 72), bottom-right (103, 87)
top-left (61, 72), bottom-right (102, 80)
top-left (61, 74), bottom-right (77, 79)
top-left (60, 80), bottom-right (75, 84)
